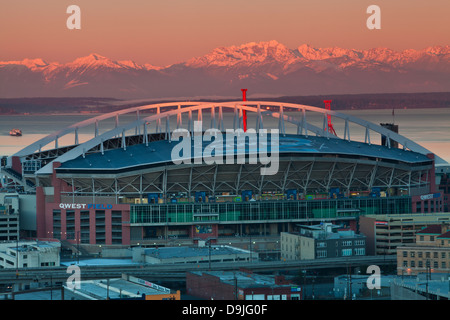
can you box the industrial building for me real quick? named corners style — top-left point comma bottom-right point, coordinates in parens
top-left (0, 100), bottom-right (446, 254)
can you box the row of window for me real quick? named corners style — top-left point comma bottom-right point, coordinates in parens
top-left (419, 235), bottom-right (450, 245)
top-left (317, 240), bottom-right (365, 247)
top-left (53, 210), bottom-right (123, 244)
top-left (317, 248), bottom-right (365, 258)
top-left (402, 251), bottom-right (450, 259)
top-left (402, 260), bottom-right (448, 269)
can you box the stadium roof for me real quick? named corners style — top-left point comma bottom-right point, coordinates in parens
top-left (55, 134), bottom-right (431, 174)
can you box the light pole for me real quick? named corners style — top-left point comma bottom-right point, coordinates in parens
top-left (15, 236), bottom-right (19, 278)
top-left (77, 230), bottom-right (80, 265)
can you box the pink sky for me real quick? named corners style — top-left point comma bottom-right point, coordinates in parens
top-left (1, 0), bottom-right (449, 66)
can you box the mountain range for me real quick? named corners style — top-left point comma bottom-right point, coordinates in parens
top-left (1, 40), bottom-right (449, 99)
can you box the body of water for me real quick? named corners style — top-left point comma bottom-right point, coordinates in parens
top-left (1, 108), bottom-right (449, 164)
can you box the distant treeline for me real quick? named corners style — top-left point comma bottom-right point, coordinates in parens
top-left (0, 92), bottom-right (449, 114)
top-left (258, 92), bottom-right (450, 110)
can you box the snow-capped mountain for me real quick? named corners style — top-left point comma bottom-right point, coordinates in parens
top-left (1, 41), bottom-right (449, 99)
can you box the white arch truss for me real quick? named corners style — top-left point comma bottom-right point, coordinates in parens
top-left (13, 100), bottom-right (445, 175)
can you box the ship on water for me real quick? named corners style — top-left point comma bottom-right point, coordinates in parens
top-left (9, 129), bottom-right (22, 136)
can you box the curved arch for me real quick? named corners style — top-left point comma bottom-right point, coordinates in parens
top-left (30, 100), bottom-right (445, 175)
top-left (13, 101), bottom-right (210, 158)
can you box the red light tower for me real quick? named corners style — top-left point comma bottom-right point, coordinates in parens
top-left (323, 100), bottom-right (337, 136)
top-left (242, 89), bottom-right (247, 132)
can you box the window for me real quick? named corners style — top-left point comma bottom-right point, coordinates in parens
top-left (316, 242), bottom-right (326, 248)
top-left (442, 261), bottom-right (446, 269)
top-left (403, 261), bottom-right (408, 267)
top-left (410, 251), bottom-right (415, 258)
top-left (354, 248), bottom-right (365, 256)
top-left (418, 261), bottom-right (423, 268)
top-left (316, 250), bottom-right (327, 258)
top-left (342, 249), bottom-right (352, 256)
top-left (403, 251), bottom-right (408, 258)
top-left (418, 252), bottom-right (423, 258)
top-left (433, 252), bottom-right (438, 259)
top-left (410, 261), bottom-right (415, 268)
top-left (442, 252), bottom-right (446, 259)
top-left (430, 236), bottom-right (434, 241)
top-left (342, 240), bottom-right (352, 246)
top-left (420, 236), bottom-right (424, 241)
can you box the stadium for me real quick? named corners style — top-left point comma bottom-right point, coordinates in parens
top-left (1, 100), bottom-right (446, 252)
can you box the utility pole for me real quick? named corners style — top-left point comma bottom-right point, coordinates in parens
top-left (77, 230), bottom-right (80, 265)
top-left (50, 274), bottom-right (53, 300)
top-left (208, 239), bottom-right (212, 271)
top-left (234, 273), bottom-right (238, 300)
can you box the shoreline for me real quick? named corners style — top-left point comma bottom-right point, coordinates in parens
top-left (1, 105), bottom-right (450, 117)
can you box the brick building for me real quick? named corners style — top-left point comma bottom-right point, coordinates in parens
top-left (396, 223), bottom-right (450, 275)
top-left (186, 270), bottom-right (301, 300)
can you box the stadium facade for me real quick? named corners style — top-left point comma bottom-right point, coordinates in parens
top-left (1, 101), bottom-right (446, 247)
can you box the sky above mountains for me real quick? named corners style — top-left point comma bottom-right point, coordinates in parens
top-left (1, 0), bottom-right (449, 66)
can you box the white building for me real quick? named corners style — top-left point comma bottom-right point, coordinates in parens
top-left (0, 240), bottom-right (61, 269)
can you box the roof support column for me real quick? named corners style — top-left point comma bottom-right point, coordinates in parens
top-left (210, 105), bottom-right (216, 129)
top-left (365, 126), bottom-right (371, 145)
top-left (156, 106), bottom-right (161, 133)
top-left (95, 120), bottom-right (99, 137)
top-left (177, 105), bottom-right (182, 129)
top-left (279, 105), bottom-right (285, 136)
top-left (75, 127), bottom-right (79, 145)
top-left (257, 104), bottom-right (263, 132)
top-left (218, 106), bottom-right (224, 132)
top-left (121, 129), bottom-right (126, 151)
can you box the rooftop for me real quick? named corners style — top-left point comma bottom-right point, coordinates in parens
top-left (55, 134), bottom-right (431, 173)
top-left (437, 231), bottom-right (450, 239)
top-left (191, 271), bottom-right (291, 289)
top-left (143, 245), bottom-right (250, 259)
top-left (64, 276), bottom-right (175, 300)
top-left (417, 225), bottom-right (444, 235)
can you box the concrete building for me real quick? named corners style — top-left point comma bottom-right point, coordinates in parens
top-left (0, 193), bottom-right (19, 241)
top-left (281, 223), bottom-right (366, 260)
top-left (0, 240), bottom-right (60, 268)
top-left (396, 223), bottom-right (450, 276)
top-left (435, 164), bottom-right (450, 212)
top-left (186, 270), bottom-right (300, 300)
top-left (132, 245), bottom-right (256, 264)
top-left (63, 274), bottom-right (180, 300)
top-left (360, 213), bottom-right (450, 255)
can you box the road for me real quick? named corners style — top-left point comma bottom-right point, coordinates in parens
top-left (0, 255), bottom-right (396, 285)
